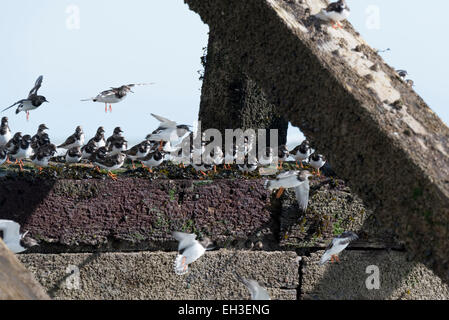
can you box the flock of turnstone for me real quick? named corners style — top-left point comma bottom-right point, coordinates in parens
top-left (0, 0), bottom-right (361, 300)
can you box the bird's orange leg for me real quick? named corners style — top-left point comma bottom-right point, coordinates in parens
top-left (105, 104), bottom-right (108, 113)
top-left (200, 171), bottom-right (207, 176)
top-left (141, 162), bottom-right (147, 169)
top-left (276, 187), bottom-right (285, 199)
top-left (26, 112), bottom-right (30, 121)
top-left (38, 167), bottom-right (43, 174)
top-left (109, 104), bottom-right (112, 113)
top-left (132, 160), bottom-right (136, 169)
top-left (335, 255), bottom-right (340, 263)
top-left (213, 165), bottom-right (217, 173)
top-left (147, 167), bottom-right (153, 173)
top-left (278, 161), bottom-right (284, 170)
top-left (6, 156), bottom-right (12, 164)
top-left (108, 171), bottom-right (118, 180)
top-left (330, 255), bottom-right (335, 263)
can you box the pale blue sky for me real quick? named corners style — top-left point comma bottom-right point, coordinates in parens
top-left (0, 0), bottom-right (447, 146)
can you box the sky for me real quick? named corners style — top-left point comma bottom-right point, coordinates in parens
top-left (0, 0), bottom-right (448, 146)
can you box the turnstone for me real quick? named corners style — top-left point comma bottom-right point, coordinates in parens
top-left (238, 154), bottom-right (259, 175)
top-left (81, 141), bottom-right (98, 160)
top-left (138, 149), bottom-right (165, 173)
top-left (126, 140), bottom-right (152, 168)
top-left (309, 153), bottom-right (326, 176)
top-left (172, 231), bottom-right (212, 276)
top-left (65, 146), bottom-right (82, 164)
top-left (396, 69), bottom-right (408, 79)
top-left (106, 127), bottom-right (124, 149)
top-left (258, 147), bottom-right (274, 167)
top-left (0, 220), bottom-right (27, 253)
top-left (148, 113), bottom-right (192, 148)
top-left (192, 159), bottom-right (214, 176)
top-left (58, 126), bottom-right (85, 149)
top-left (109, 137), bottom-right (128, 156)
top-left (290, 140), bottom-right (312, 168)
top-left (316, 0), bottom-right (350, 29)
top-left (0, 117), bottom-right (12, 147)
top-left (320, 231), bottom-right (359, 265)
top-left (9, 134), bottom-right (33, 171)
top-left (277, 145), bottom-right (290, 170)
top-left (2, 75), bottom-right (48, 121)
top-left (0, 146), bottom-right (7, 166)
top-left (209, 146), bottom-right (224, 172)
top-left (237, 276), bottom-right (271, 301)
top-left (5, 132), bottom-right (22, 153)
top-left (82, 83), bottom-right (154, 113)
top-left (264, 170), bottom-right (312, 201)
top-left (32, 132), bottom-right (51, 153)
top-left (31, 144), bottom-right (57, 172)
top-left (31, 124), bottom-right (49, 150)
top-left (87, 126), bottom-right (106, 148)
top-left (93, 152), bottom-right (127, 180)
top-left (88, 146), bottom-right (109, 163)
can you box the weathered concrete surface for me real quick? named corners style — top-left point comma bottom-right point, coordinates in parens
top-left (0, 240), bottom-right (49, 300)
top-left (19, 250), bottom-right (298, 300)
top-left (0, 177), bottom-right (275, 252)
top-left (302, 250), bottom-right (449, 300)
top-left (280, 179), bottom-right (398, 249)
top-left (185, 0), bottom-right (449, 283)
top-left (0, 175), bottom-right (397, 253)
top-left (199, 33), bottom-right (288, 145)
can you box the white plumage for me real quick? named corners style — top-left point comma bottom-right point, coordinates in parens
top-left (172, 231), bottom-right (210, 275)
top-left (239, 278), bottom-right (271, 300)
top-left (0, 220), bottom-right (27, 253)
top-left (320, 232), bottom-right (359, 265)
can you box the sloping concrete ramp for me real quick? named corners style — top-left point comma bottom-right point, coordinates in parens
top-left (185, 0), bottom-right (449, 283)
top-left (0, 240), bottom-right (49, 300)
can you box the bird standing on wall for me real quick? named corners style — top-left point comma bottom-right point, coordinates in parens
top-left (58, 126), bottom-right (85, 150)
top-left (309, 153), bottom-right (326, 176)
top-left (0, 117), bottom-right (12, 147)
top-left (82, 83), bottom-right (154, 113)
top-left (2, 76), bottom-right (48, 121)
top-left (316, 0), bottom-right (350, 29)
top-left (290, 140), bottom-right (313, 168)
top-left (9, 135), bottom-right (33, 171)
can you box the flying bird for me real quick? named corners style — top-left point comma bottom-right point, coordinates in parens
top-left (172, 231), bottom-right (212, 275)
top-left (237, 275), bottom-right (271, 301)
top-left (316, 0), bottom-right (350, 29)
top-left (2, 76), bottom-right (48, 121)
top-left (0, 220), bottom-right (27, 253)
top-left (320, 231), bottom-right (359, 265)
top-left (82, 83), bottom-right (154, 113)
top-left (265, 170), bottom-right (312, 202)
top-left (148, 114), bottom-right (192, 149)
